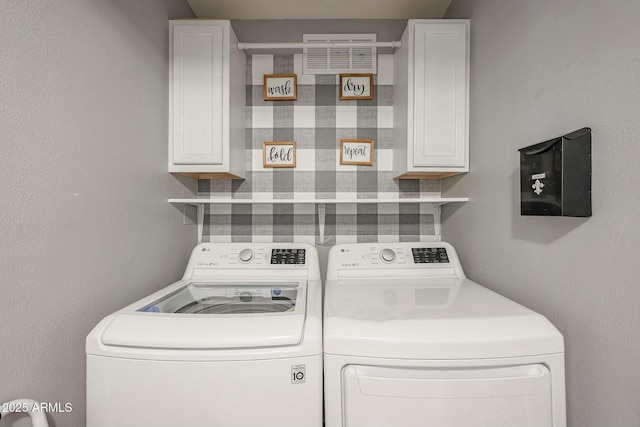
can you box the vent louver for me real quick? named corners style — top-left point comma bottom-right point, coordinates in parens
top-left (303, 34), bottom-right (377, 75)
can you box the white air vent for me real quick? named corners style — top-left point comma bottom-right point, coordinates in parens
top-left (303, 34), bottom-right (377, 75)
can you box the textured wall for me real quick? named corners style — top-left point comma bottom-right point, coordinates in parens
top-left (0, 1), bottom-right (195, 426)
top-left (200, 54), bottom-right (441, 244)
top-left (443, 0), bottom-right (640, 426)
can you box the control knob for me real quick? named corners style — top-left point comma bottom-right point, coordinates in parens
top-left (238, 249), bottom-right (255, 263)
top-left (380, 248), bottom-right (396, 263)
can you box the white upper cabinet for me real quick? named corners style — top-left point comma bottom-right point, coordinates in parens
top-left (393, 20), bottom-right (470, 179)
top-left (169, 20), bottom-right (246, 179)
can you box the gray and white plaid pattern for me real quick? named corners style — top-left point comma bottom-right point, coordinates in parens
top-left (200, 54), bottom-right (441, 244)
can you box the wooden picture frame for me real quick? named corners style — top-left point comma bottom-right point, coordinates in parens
top-left (340, 73), bottom-right (373, 100)
top-left (263, 74), bottom-right (297, 101)
top-left (263, 142), bottom-right (296, 168)
top-left (340, 139), bottom-right (374, 166)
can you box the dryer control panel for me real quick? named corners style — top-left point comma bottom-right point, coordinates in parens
top-left (338, 246), bottom-right (450, 266)
top-left (327, 242), bottom-right (465, 281)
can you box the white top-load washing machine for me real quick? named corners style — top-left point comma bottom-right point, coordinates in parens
top-left (87, 243), bottom-right (322, 427)
top-left (324, 242), bottom-right (565, 427)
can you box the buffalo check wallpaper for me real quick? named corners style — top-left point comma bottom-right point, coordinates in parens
top-left (199, 54), bottom-right (442, 244)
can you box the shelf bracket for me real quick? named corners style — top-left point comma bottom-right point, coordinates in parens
top-left (197, 204), bottom-right (205, 244)
top-left (433, 203), bottom-right (442, 241)
top-left (316, 203), bottom-right (327, 245)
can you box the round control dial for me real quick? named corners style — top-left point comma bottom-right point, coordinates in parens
top-left (238, 249), bottom-right (255, 263)
top-left (380, 248), bottom-right (396, 263)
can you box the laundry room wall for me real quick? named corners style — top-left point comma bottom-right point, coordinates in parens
top-left (441, 0), bottom-right (640, 426)
top-left (0, 1), bottom-right (195, 426)
top-left (198, 54), bottom-right (441, 244)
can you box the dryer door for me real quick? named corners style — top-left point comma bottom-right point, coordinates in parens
top-left (342, 364), bottom-right (552, 427)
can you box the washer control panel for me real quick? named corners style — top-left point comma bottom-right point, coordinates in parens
top-left (183, 243), bottom-right (320, 281)
top-left (271, 249), bottom-right (306, 265)
top-left (187, 244), bottom-right (313, 269)
top-left (411, 247), bottom-right (449, 263)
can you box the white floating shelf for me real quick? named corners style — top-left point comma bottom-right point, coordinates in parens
top-left (169, 197), bottom-right (469, 205)
top-left (169, 197), bottom-right (468, 245)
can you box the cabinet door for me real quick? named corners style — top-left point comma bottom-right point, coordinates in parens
top-left (172, 25), bottom-right (224, 165)
top-left (413, 22), bottom-right (468, 168)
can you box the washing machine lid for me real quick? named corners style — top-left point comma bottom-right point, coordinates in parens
top-left (323, 278), bottom-right (564, 359)
top-left (101, 281), bottom-right (307, 350)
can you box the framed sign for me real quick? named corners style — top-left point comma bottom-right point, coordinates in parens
top-left (340, 74), bottom-right (373, 100)
top-left (263, 142), bottom-right (296, 168)
top-left (340, 139), bottom-right (374, 166)
top-left (264, 74), bottom-right (297, 101)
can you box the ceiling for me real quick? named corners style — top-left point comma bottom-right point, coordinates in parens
top-left (185, 0), bottom-right (453, 20)
top-left (184, 0), bottom-right (453, 51)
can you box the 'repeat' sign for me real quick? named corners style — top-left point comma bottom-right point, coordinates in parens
top-left (264, 74), bottom-right (297, 101)
top-left (340, 139), bottom-right (374, 166)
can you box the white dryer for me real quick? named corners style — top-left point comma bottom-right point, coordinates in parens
top-left (324, 242), bottom-right (565, 427)
top-left (87, 243), bottom-right (322, 427)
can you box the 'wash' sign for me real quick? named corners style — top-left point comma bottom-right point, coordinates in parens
top-left (264, 74), bottom-right (297, 101)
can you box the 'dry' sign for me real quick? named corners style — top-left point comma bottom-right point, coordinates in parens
top-left (340, 74), bottom-right (373, 100)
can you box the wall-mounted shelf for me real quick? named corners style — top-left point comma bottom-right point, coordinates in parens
top-left (169, 197), bottom-right (468, 205)
top-left (237, 41), bottom-right (402, 51)
top-left (169, 197), bottom-right (469, 244)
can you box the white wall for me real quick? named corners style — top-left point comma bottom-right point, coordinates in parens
top-left (443, 0), bottom-right (640, 426)
top-left (0, 1), bottom-right (195, 426)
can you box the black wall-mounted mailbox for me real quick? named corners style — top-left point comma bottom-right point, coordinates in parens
top-left (519, 127), bottom-right (592, 217)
